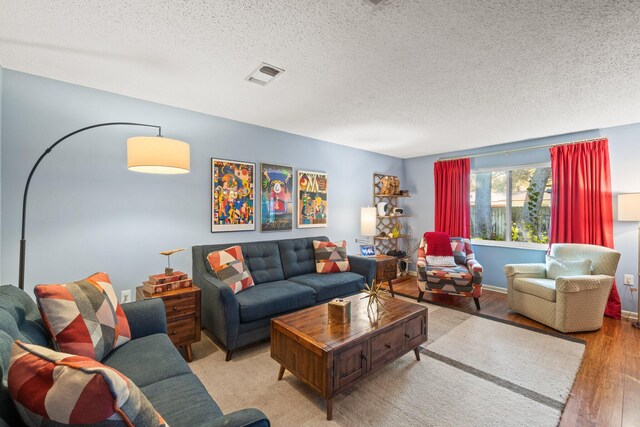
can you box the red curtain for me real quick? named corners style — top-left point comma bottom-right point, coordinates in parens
top-left (434, 158), bottom-right (471, 238)
top-left (550, 138), bottom-right (621, 319)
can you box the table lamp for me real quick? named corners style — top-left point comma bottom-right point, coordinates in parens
top-left (361, 207), bottom-right (377, 240)
top-left (617, 193), bottom-right (640, 328)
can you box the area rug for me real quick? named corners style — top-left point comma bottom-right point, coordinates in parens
top-left (189, 301), bottom-right (585, 426)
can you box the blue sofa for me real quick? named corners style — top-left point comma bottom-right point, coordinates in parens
top-left (192, 236), bottom-right (376, 360)
top-left (0, 285), bottom-right (269, 427)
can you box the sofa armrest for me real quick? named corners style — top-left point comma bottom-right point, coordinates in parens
top-left (556, 275), bottom-right (614, 293)
top-left (121, 299), bottom-right (167, 339)
top-left (202, 409), bottom-right (270, 427)
top-left (348, 255), bottom-right (376, 287)
top-left (503, 263), bottom-right (546, 278)
top-left (467, 259), bottom-right (483, 284)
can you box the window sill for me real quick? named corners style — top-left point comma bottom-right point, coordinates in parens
top-left (470, 240), bottom-right (548, 251)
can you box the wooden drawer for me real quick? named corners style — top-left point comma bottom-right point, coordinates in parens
top-left (167, 317), bottom-right (197, 346)
top-left (334, 342), bottom-right (368, 391)
top-left (404, 314), bottom-right (428, 350)
top-left (163, 294), bottom-right (196, 321)
top-left (369, 324), bottom-right (405, 370)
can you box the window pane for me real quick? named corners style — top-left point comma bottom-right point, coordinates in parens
top-left (510, 167), bottom-right (552, 243)
top-left (470, 171), bottom-right (507, 241)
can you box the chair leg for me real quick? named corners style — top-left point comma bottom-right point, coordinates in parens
top-left (473, 297), bottom-right (481, 310)
top-left (417, 291), bottom-right (425, 303)
top-left (225, 350), bottom-right (233, 362)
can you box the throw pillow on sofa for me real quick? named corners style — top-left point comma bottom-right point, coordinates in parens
top-left (8, 340), bottom-right (167, 427)
top-left (546, 256), bottom-right (592, 279)
top-left (34, 272), bottom-right (131, 361)
top-left (424, 231), bottom-right (456, 267)
top-left (313, 240), bottom-right (350, 273)
top-left (207, 245), bottom-right (255, 294)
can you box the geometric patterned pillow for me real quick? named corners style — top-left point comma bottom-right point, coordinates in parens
top-left (34, 272), bottom-right (131, 362)
top-left (450, 238), bottom-right (467, 265)
top-left (313, 240), bottom-right (350, 274)
top-left (8, 341), bottom-right (168, 427)
top-left (206, 245), bottom-right (255, 294)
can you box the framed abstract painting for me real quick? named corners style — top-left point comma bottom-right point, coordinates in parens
top-left (297, 170), bottom-right (328, 228)
top-left (211, 158), bottom-right (255, 232)
top-left (260, 163), bottom-right (294, 232)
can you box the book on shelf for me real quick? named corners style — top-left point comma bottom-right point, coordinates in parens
top-left (148, 271), bottom-right (188, 285)
top-left (143, 278), bottom-right (193, 294)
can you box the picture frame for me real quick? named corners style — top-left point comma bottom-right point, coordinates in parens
top-left (211, 158), bottom-right (255, 232)
top-left (360, 245), bottom-right (375, 257)
top-left (260, 163), bottom-right (294, 232)
top-left (297, 170), bottom-right (328, 228)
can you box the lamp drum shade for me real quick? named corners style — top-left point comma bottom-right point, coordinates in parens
top-left (617, 193), bottom-right (640, 221)
top-left (361, 207), bottom-right (377, 236)
top-left (127, 136), bottom-right (190, 174)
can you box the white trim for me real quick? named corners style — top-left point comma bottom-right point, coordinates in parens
top-left (471, 239), bottom-right (548, 251)
top-left (482, 284), bottom-right (507, 294)
top-left (622, 310), bottom-right (639, 321)
top-left (471, 162), bottom-right (551, 174)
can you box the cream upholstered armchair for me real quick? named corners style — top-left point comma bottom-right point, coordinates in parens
top-left (504, 243), bottom-right (620, 333)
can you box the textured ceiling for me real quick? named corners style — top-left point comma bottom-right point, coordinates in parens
top-left (1, 1), bottom-right (640, 158)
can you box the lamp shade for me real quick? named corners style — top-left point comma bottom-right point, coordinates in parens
top-left (127, 136), bottom-right (190, 174)
top-left (361, 207), bottom-right (377, 236)
top-left (618, 193), bottom-right (640, 221)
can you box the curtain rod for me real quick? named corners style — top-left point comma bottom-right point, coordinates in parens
top-left (437, 136), bottom-right (606, 162)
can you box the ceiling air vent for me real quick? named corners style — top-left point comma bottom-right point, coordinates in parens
top-left (365, 0), bottom-right (389, 5)
top-left (246, 63), bottom-right (285, 86)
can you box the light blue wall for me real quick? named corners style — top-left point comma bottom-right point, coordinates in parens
top-left (0, 70), bottom-right (403, 298)
top-left (405, 126), bottom-right (640, 312)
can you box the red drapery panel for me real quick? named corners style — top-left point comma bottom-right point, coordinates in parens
top-left (550, 138), bottom-right (621, 319)
top-left (434, 158), bottom-right (471, 238)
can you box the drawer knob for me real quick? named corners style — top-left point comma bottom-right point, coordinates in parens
top-left (385, 343), bottom-right (391, 349)
top-left (171, 330), bottom-right (177, 335)
top-left (404, 333), bottom-right (410, 339)
top-left (172, 306), bottom-right (178, 311)
top-left (360, 353), bottom-right (367, 362)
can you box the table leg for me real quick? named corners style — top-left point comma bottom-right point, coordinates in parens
top-left (327, 398), bottom-right (334, 421)
top-left (278, 365), bottom-right (286, 381)
top-left (388, 279), bottom-right (395, 298)
top-left (414, 347), bottom-right (421, 361)
top-left (185, 344), bottom-right (193, 362)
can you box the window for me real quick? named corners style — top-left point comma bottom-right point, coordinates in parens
top-left (470, 165), bottom-right (552, 244)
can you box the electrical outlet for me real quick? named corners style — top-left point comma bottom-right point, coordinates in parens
top-left (120, 290), bottom-right (132, 304)
top-left (624, 274), bottom-right (635, 286)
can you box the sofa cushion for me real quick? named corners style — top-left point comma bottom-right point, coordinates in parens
top-left (8, 341), bottom-right (167, 426)
top-left (313, 240), bottom-right (351, 273)
top-left (34, 272), bottom-right (131, 361)
top-left (546, 256), bottom-right (592, 280)
top-left (279, 236), bottom-right (329, 278)
top-left (241, 241), bottom-right (286, 284)
top-left (513, 278), bottom-right (557, 302)
top-left (235, 281), bottom-right (316, 322)
top-left (141, 374), bottom-right (222, 427)
top-left (289, 272), bottom-right (365, 302)
top-left (207, 245), bottom-right (255, 294)
top-left (101, 333), bottom-right (191, 388)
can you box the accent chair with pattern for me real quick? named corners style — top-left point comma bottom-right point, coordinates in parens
top-left (416, 236), bottom-right (483, 309)
top-left (504, 243), bottom-right (621, 333)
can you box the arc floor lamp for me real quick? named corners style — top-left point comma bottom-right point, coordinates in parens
top-left (19, 122), bottom-right (190, 290)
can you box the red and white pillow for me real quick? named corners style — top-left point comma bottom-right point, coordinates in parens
top-left (8, 341), bottom-right (167, 427)
top-left (34, 272), bottom-right (131, 361)
top-left (424, 232), bottom-right (457, 267)
top-left (313, 240), bottom-right (351, 273)
top-left (207, 245), bottom-right (255, 294)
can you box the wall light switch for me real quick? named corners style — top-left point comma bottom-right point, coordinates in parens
top-left (120, 290), bottom-right (132, 304)
top-left (624, 274), bottom-right (634, 286)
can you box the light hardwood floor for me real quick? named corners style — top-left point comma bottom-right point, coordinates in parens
top-left (384, 277), bottom-right (640, 427)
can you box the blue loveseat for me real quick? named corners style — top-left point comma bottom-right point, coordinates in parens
top-left (192, 236), bottom-right (376, 360)
top-left (0, 285), bottom-right (269, 427)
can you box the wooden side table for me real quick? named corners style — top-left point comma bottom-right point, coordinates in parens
top-left (136, 285), bottom-right (201, 362)
top-left (372, 255), bottom-right (398, 297)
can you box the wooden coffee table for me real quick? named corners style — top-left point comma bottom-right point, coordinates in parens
top-left (270, 294), bottom-right (427, 420)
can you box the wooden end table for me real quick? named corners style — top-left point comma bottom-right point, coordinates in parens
top-left (270, 294), bottom-right (427, 420)
top-left (136, 285), bottom-right (201, 362)
top-left (372, 255), bottom-right (398, 297)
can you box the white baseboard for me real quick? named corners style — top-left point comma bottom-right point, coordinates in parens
top-left (483, 284), bottom-right (507, 294)
top-left (622, 309), bottom-right (638, 321)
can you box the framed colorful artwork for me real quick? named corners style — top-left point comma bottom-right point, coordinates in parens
top-left (260, 163), bottom-right (294, 232)
top-left (297, 170), bottom-right (328, 228)
top-left (211, 159), bottom-right (255, 232)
